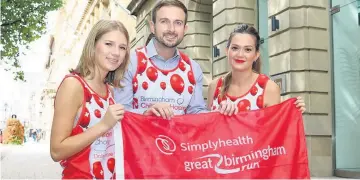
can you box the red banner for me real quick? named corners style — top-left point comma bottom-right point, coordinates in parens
top-left (118, 98), bottom-right (310, 179)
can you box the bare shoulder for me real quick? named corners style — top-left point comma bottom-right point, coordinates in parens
top-left (55, 76), bottom-right (83, 105)
top-left (207, 77), bottom-right (221, 108)
top-left (265, 79), bottom-right (280, 95)
top-left (209, 77), bottom-right (221, 88)
top-left (264, 79), bottom-right (281, 107)
top-left (58, 76), bottom-right (83, 93)
top-left (207, 77), bottom-right (222, 98)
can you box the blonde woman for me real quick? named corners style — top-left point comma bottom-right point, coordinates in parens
top-left (50, 20), bottom-right (130, 179)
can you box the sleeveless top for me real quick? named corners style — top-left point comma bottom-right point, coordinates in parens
top-left (211, 74), bottom-right (270, 111)
top-left (131, 47), bottom-right (195, 115)
top-left (59, 73), bottom-right (117, 179)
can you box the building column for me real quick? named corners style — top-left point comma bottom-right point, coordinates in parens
top-left (267, 0), bottom-right (332, 176)
top-left (212, 0), bottom-right (257, 78)
top-left (180, 0), bottom-right (212, 99)
top-left (127, 0), bottom-right (157, 49)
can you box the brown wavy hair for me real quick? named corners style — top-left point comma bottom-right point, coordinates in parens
top-left (220, 24), bottom-right (262, 98)
top-left (73, 20), bottom-right (130, 88)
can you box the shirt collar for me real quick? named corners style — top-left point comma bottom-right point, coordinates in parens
top-left (146, 37), bottom-right (180, 60)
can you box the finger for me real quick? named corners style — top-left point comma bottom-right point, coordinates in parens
top-left (111, 104), bottom-right (125, 110)
top-left (235, 106), bottom-right (239, 114)
top-left (300, 107), bottom-right (306, 113)
top-left (163, 107), bottom-right (172, 120)
top-left (295, 97), bottom-right (303, 103)
top-left (294, 100), bottom-right (304, 105)
top-left (116, 110), bottom-right (125, 116)
top-left (114, 112), bottom-right (124, 119)
top-left (229, 104), bottom-right (236, 116)
top-left (296, 99), bottom-right (304, 104)
top-left (161, 104), bottom-right (172, 119)
top-left (151, 108), bottom-right (161, 117)
top-left (115, 110), bottom-right (125, 120)
top-left (224, 104), bottom-right (231, 115)
top-left (156, 107), bottom-right (167, 119)
top-left (168, 107), bottom-right (174, 119)
top-left (114, 106), bottom-right (125, 112)
top-left (224, 103), bottom-right (233, 116)
top-left (219, 101), bottom-right (227, 114)
top-left (296, 102), bottom-right (305, 108)
top-left (118, 104), bottom-right (125, 110)
top-left (117, 115), bottom-right (124, 121)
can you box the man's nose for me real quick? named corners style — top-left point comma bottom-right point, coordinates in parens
top-left (168, 23), bottom-right (175, 32)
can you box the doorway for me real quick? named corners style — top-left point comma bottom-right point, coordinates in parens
top-left (331, 0), bottom-right (360, 178)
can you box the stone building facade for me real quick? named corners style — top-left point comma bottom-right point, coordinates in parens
top-left (41, 0), bottom-right (360, 178)
top-left (42, 0), bottom-right (136, 141)
top-left (127, 0), bottom-right (334, 177)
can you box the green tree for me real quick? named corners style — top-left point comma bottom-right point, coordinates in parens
top-left (1, 0), bottom-right (63, 81)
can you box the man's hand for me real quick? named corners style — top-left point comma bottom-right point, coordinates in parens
top-left (143, 103), bottom-right (174, 120)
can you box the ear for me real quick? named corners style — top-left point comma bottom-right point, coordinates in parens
top-left (254, 51), bottom-right (260, 62)
top-left (150, 20), bottom-right (155, 34)
top-left (184, 23), bottom-right (188, 33)
top-left (225, 47), bottom-right (229, 57)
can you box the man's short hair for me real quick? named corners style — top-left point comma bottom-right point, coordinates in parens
top-left (151, 0), bottom-right (188, 24)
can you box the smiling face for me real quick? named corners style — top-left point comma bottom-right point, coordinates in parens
top-left (150, 5), bottom-right (188, 48)
top-left (226, 33), bottom-right (260, 72)
top-left (94, 30), bottom-right (128, 72)
top-left (75, 20), bottom-right (130, 87)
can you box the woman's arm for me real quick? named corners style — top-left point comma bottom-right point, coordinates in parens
top-left (263, 80), bottom-right (281, 107)
top-left (207, 79), bottom-right (218, 110)
top-left (50, 77), bottom-right (111, 162)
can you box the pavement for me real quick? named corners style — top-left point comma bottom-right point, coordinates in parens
top-left (0, 141), bottom-right (62, 179)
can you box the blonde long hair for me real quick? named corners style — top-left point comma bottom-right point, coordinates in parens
top-left (73, 20), bottom-right (130, 88)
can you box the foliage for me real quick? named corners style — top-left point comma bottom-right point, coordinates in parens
top-left (1, 0), bottom-right (63, 81)
top-left (9, 136), bottom-right (23, 145)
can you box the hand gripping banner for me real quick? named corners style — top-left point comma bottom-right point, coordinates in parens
top-left (115, 98), bottom-right (310, 179)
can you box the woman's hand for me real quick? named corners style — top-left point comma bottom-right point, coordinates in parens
top-left (101, 104), bottom-right (125, 129)
top-left (218, 101), bottom-right (238, 116)
top-left (295, 96), bottom-right (306, 113)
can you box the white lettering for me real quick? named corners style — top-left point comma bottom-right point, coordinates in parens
top-left (189, 145), bottom-right (285, 174)
top-left (180, 136), bottom-right (254, 152)
top-left (184, 159), bottom-right (213, 172)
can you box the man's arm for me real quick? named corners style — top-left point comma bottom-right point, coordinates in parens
top-left (185, 59), bottom-right (209, 114)
top-left (114, 51), bottom-right (137, 111)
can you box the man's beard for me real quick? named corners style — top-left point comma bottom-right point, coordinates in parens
top-left (154, 31), bottom-right (183, 48)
